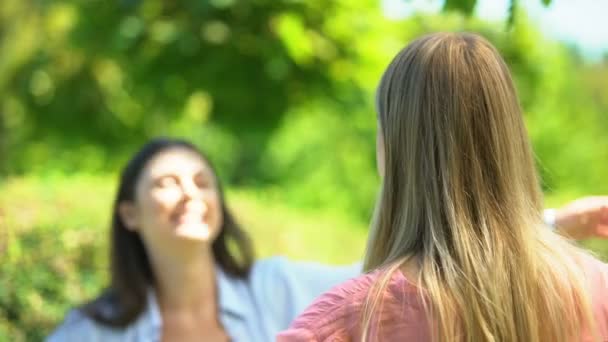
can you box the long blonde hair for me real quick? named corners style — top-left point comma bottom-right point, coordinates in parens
top-left (362, 32), bottom-right (597, 342)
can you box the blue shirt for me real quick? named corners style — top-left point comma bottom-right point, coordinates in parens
top-left (46, 257), bottom-right (361, 342)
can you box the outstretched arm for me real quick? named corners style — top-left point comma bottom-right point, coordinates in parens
top-left (546, 196), bottom-right (608, 240)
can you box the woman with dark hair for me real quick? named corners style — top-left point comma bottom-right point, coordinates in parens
top-left (47, 138), bottom-right (359, 341)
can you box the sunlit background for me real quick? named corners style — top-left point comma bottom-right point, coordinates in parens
top-left (1, 0), bottom-right (607, 340)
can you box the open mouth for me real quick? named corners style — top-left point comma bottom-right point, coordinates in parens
top-left (171, 207), bottom-right (209, 225)
top-left (170, 203), bottom-right (212, 239)
top-left (174, 218), bottom-right (211, 240)
top-left (176, 213), bottom-right (205, 224)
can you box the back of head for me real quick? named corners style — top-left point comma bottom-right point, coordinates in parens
top-left (364, 33), bottom-right (597, 342)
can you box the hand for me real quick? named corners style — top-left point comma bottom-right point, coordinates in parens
top-left (554, 196), bottom-right (608, 240)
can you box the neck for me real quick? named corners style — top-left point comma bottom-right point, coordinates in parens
top-left (149, 245), bottom-right (217, 316)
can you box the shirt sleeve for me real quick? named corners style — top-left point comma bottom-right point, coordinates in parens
top-left (280, 258), bottom-right (362, 300)
top-left (249, 257), bottom-right (361, 333)
top-left (45, 309), bottom-right (99, 342)
top-left (275, 271), bottom-right (376, 342)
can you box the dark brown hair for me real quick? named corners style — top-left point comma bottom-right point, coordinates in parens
top-left (82, 137), bottom-right (254, 327)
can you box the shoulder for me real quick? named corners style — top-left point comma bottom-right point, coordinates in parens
top-left (294, 270), bottom-right (384, 324)
top-left (247, 257), bottom-right (292, 303)
top-left (46, 293), bottom-right (160, 342)
top-left (249, 256), bottom-right (290, 279)
top-left (574, 252), bottom-right (608, 339)
top-left (579, 253), bottom-right (608, 295)
top-left (278, 268), bottom-right (426, 341)
top-left (277, 270), bottom-right (384, 341)
top-left (247, 257), bottom-right (361, 331)
top-left (46, 309), bottom-right (101, 342)
top-left (251, 256), bottom-right (361, 290)
top-left (249, 256), bottom-right (361, 298)
top-left (582, 256), bottom-right (608, 308)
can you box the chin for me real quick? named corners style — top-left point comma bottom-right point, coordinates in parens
top-left (174, 223), bottom-right (214, 242)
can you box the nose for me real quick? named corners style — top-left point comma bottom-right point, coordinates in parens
top-left (179, 179), bottom-right (202, 200)
top-left (179, 181), bottom-right (208, 214)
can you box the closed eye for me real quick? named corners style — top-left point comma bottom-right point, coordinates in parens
top-left (194, 172), bottom-right (212, 188)
top-left (155, 175), bottom-right (179, 188)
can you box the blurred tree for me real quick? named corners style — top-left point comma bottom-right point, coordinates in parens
top-left (0, 0), bottom-right (556, 180)
top-left (0, 0), bottom-right (376, 181)
top-left (0, 0), bottom-right (606, 211)
top-left (442, 0), bottom-right (553, 25)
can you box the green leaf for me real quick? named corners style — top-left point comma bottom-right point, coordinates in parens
top-left (507, 0), bottom-right (518, 27)
top-left (542, 0), bottom-right (552, 6)
top-left (442, 0), bottom-right (477, 15)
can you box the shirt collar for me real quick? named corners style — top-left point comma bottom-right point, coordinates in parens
top-left (215, 265), bottom-right (248, 319)
top-left (133, 288), bottom-right (162, 341)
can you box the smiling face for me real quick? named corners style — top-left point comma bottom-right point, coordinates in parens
top-left (119, 147), bottom-right (223, 252)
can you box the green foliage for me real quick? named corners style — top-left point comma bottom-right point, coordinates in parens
top-left (0, 176), bottom-right (111, 341)
top-left (0, 0), bottom-right (557, 177)
top-left (442, 0), bottom-right (553, 25)
top-left (507, 0), bottom-right (518, 27)
top-left (443, 0), bottom-right (478, 15)
top-left (0, 0), bottom-right (374, 181)
top-left (1, 0), bottom-right (608, 340)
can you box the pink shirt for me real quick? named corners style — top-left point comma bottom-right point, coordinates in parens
top-left (278, 257), bottom-right (608, 341)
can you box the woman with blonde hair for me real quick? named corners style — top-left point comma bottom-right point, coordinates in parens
top-left (278, 32), bottom-right (608, 341)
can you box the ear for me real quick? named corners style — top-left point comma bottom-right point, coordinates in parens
top-left (119, 201), bottom-right (139, 231)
